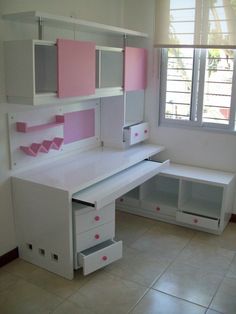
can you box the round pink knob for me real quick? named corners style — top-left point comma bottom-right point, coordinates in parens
top-left (102, 256), bottom-right (108, 261)
top-left (135, 132), bottom-right (139, 137)
top-left (156, 207), bottom-right (160, 212)
top-left (95, 216), bottom-right (100, 221)
top-left (95, 234), bottom-right (100, 240)
top-left (144, 129), bottom-right (148, 134)
top-left (193, 219), bottom-right (198, 224)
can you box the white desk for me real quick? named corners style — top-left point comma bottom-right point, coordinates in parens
top-left (12, 143), bottom-right (167, 279)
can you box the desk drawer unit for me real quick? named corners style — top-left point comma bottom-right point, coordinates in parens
top-left (75, 220), bottom-right (115, 253)
top-left (176, 211), bottom-right (219, 231)
top-left (73, 202), bottom-right (115, 234)
top-left (124, 122), bottom-right (149, 146)
top-left (79, 240), bottom-right (122, 275)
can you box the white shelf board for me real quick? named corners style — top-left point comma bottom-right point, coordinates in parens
top-left (160, 163), bottom-right (235, 186)
top-left (2, 11), bottom-right (148, 38)
top-left (144, 190), bottom-right (178, 208)
top-left (181, 198), bottom-right (221, 219)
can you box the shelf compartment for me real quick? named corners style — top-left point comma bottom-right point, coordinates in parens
top-left (141, 175), bottom-right (179, 208)
top-left (179, 180), bottom-right (223, 219)
top-left (16, 115), bottom-right (64, 133)
top-left (117, 187), bottom-right (140, 207)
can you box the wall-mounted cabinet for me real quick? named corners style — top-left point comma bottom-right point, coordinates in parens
top-left (117, 163), bottom-right (235, 234)
top-left (5, 39), bottom-right (96, 105)
top-left (5, 40), bottom-right (147, 105)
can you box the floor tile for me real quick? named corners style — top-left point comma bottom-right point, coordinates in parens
top-left (176, 241), bottom-right (235, 275)
top-left (25, 267), bottom-right (94, 299)
top-left (115, 211), bottom-right (155, 246)
top-left (68, 271), bottom-right (147, 314)
top-left (52, 300), bottom-right (95, 314)
top-left (2, 258), bottom-right (39, 279)
top-left (210, 277), bottom-right (236, 314)
top-left (191, 223), bottom-right (236, 252)
top-left (206, 309), bottom-right (223, 314)
top-left (153, 261), bottom-right (223, 307)
top-left (129, 224), bottom-right (193, 259)
top-left (130, 289), bottom-right (206, 314)
top-left (105, 245), bottom-right (171, 287)
top-left (226, 255), bottom-right (236, 279)
top-left (0, 269), bottom-right (20, 293)
top-left (0, 279), bottom-right (62, 314)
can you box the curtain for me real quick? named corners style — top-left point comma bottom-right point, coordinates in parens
top-left (154, 0), bottom-right (236, 48)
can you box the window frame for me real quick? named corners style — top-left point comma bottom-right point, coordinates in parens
top-left (159, 48), bottom-right (236, 133)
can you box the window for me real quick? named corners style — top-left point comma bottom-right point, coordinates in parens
top-left (160, 47), bottom-right (236, 131)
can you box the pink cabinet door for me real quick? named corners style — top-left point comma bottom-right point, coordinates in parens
top-left (124, 47), bottom-right (147, 91)
top-left (57, 39), bottom-right (95, 98)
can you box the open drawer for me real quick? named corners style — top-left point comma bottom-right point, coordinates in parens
top-left (176, 211), bottom-right (219, 231)
top-left (79, 240), bottom-right (122, 275)
top-left (72, 159), bottom-right (169, 209)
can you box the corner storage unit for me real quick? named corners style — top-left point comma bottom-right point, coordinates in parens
top-left (117, 163), bottom-right (235, 234)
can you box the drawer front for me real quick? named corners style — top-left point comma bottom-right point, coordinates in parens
top-left (124, 122), bottom-right (149, 146)
top-left (79, 240), bottom-right (122, 275)
top-left (141, 200), bottom-right (176, 217)
top-left (74, 202), bottom-right (115, 234)
top-left (176, 211), bottom-right (219, 230)
top-left (75, 221), bottom-right (115, 253)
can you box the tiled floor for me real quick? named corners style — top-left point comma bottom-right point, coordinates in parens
top-left (1, 211), bottom-right (236, 314)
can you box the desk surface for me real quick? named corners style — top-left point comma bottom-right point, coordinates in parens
top-left (13, 143), bottom-right (164, 194)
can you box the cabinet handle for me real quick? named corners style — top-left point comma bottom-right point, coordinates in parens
top-left (156, 206), bottom-right (160, 212)
top-left (94, 216), bottom-right (100, 221)
top-left (102, 256), bottom-right (108, 261)
top-left (120, 198), bottom-right (124, 202)
top-left (144, 129), bottom-right (148, 134)
top-left (94, 234), bottom-right (100, 240)
top-left (193, 219), bottom-right (198, 224)
top-left (134, 132), bottom-right (139, 137)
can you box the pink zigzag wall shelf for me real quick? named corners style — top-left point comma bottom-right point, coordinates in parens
top-left (20, 137), bottom-right (64, 157)
top-left (16, 115), bottom-right (64, 133)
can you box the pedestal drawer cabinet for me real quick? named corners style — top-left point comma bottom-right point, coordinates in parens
top-left (117, 163), bottom-right (235, 234)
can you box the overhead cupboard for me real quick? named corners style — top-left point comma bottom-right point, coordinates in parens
top-left (4, 39), bottom-right (147, 105)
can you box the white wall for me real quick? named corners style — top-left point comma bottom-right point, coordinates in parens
top-left (0, 0), bottom-right (124, 256)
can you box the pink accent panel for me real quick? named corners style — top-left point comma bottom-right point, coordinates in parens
top-left (64, 109), bottom-right (95, 144)
top-left (124, 47), bottom-right (147, 91)
top-left (57, 39), bottom-right (95, 98)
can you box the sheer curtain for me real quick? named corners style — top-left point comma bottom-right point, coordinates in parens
top-left (155, 0), bottom-right (236, 48)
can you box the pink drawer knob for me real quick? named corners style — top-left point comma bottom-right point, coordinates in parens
top-left (193, 219), bottom-right (198, 224)
top-left (135, 132), bottom-right (139, 137)
top-left (120, 198), bottom-right (124, 202)
top-left (102, 256), bottom-right (108, 261)
top-left (95, 216), bottom-right (100, 221)
top-left (95, 234), bottom-right (100, 240)
top-left (144, 129), bottom-right (148, 134)
top-left (156, 206), bottom-right (160, 212)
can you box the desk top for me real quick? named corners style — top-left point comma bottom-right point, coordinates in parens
top-left (13, 143), bottom-right (164, 194)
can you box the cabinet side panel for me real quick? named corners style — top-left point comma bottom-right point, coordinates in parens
top-left (12, 178), bottom-right (74, 279)
top-left (4, 40), bottom-right (34, 99)
top-left (57, 39), bottom-right (95, 98)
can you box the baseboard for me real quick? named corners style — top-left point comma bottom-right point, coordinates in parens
top-left (230, 214), bottom-right (236, 223)
top-left (0, 247), bottom-right (18, 267)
